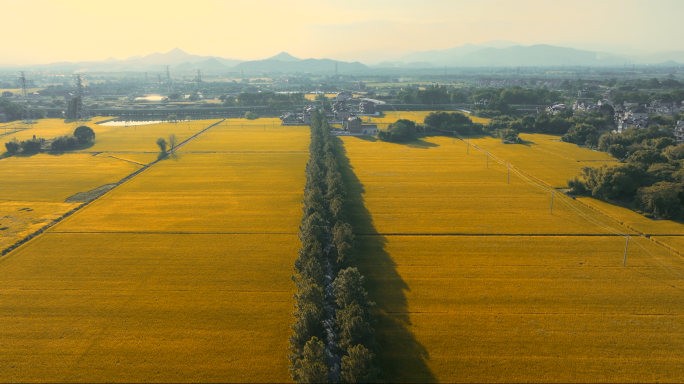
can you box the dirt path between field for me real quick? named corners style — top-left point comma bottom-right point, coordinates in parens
top-left (1, 119), bottom-right (226, 257)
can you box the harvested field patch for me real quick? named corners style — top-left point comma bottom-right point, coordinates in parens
top-left (0, 232), bottom-right (296, 382)
top-left (64, 183), bottom-right (118, 203)
top-left (55, 153), bottom-right (308, 233)
top-left (0, 201), bottom-right (79, 250)
top-left (0, 154), bottom-right (141, 202)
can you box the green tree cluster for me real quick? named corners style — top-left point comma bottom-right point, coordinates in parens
top-left (569, 132), bottom-right (684, 219)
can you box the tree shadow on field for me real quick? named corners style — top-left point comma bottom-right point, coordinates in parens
top-left (355, 135), bottom-right (439, 149)
top-left (334, 137), bottom-right (436, 383)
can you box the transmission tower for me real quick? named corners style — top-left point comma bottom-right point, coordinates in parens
top-left (196, 69), bottom-right (202, 90)
top-left (19, 71), bottom-right (29, 97)
top-left (165, 65), bottom-right (172, 91)
top-left (75, 75), bottom-right (90, 121)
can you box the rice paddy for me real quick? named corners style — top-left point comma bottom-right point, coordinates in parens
top-left (336, 131), bottom-right (684, 382)
top-left (0, 119), bottom-right (308, 382)
top-left (2, 112), bottom-right (684, 382)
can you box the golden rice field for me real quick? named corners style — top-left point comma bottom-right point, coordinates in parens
top-left (652, 236), bottom-right (684, 255)
top-left (0, 153), bottom-right (141, 252)
top-left (338, 135), bottom-right (627, 235)
top-left (304, 93), bottom-right (338, 100)
top-left (356, 235), bottom-right (684, 383)
top-left (578, 197), bottom-right (684, 236)
top-left (0, 154), bottom-right (140, 202)
top-left (181, 120), bottom-right (310, 152)
top-left (468, 135), bottom-right (616, 188)
top-left (0, 233), bottom-right (296, 382)
top-left (79, 120), bottom-right (221, 152)
top-left (337, 132), bottom-right (684, 382)
top-left (56, 153), bottom-right (307, 234)
top-left (0, 119), bottom-right (309, 381)
top-left (0, 117), bottom-right (114, 146)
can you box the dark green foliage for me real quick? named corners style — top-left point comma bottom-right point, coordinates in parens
top-left (562, 123), bottom-right (599, 146)
top-left (245, 111), bottom-right (259, 120)
top-left (290, 337), bottom-right (331, 384)
top-left (4, 138), bottom-right (20, 154)
top-left (378, 119), bottom-right (417, 142)
top-left (333, 268), bottom-right (373, 311)
top-left (50, 135), bottom-right (79, 151)
top-left (156, 137), bottom-right (168, 152)
top-left (19, 138), bottom-right (42, 153)
top-left (66, 96), bottom-right (81, 119)
top-left (608, 144), bottom-right (627, 159)
top-left (628, 149), bottom-right (668, 166)
top-left (0, 98), bottom-right (22, 121)
top-left (637, 181), bottom-right (684, 219)
top-left (495, 128), bottom-right (521, 144)
top-left (73, 125), bottom-right (95, 144)
top-left (340, 345), bottom-right (382, 384)
top-left (290, 108), bottom-right (379, 383)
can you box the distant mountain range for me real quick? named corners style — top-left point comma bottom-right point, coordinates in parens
top-left (6, 44), bottom-right (684, 73)
top-left (8, 48), bottom-right (367, 73)
top-left (373, 42), bottom-right (684, 68)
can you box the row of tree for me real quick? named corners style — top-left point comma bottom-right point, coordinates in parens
top-left (289, 109), bottom-right (381, 383)
top-left (4, 126), bottom-right (95, 154)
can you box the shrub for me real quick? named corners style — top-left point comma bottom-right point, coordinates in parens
top-left (4, 138), bottom-right (20, 154)
top-left (245, 111), bottom-right (259, 120)
top-left (50, 135), bottom-right (79, 151)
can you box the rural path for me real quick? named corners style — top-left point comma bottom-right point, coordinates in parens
top-left (1, 119), bottom-right (226, 257)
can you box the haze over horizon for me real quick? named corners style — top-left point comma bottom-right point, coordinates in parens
top-left (2, 0), bottom-right (683, 67)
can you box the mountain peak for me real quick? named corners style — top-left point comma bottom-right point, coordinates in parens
top-left (267, 52), bottom-right (301, 62)
top-left (168, 47), bottom-right (188, 55)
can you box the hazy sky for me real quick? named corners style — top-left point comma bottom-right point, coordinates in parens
top-left (2, 0), bottom-right (683, 65)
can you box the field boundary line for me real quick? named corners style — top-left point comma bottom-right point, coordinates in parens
top-left (105, 155), bottom-right (147, 166)
top-left (47, 231), bottom-right (298, 235)
top-left (0, 119), bottom-right (226, 258)
top-left (355, 233), bottom-right (630, 237)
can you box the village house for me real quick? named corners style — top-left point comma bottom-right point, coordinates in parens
top-left (573, 100), bottom-right (600, 113)
top-left (343, 116), bottom-right (378, 135)
top-left (623, 100), bottom-right (639, 108)
top-left (359, 100), bottom-right (375, 114)
top-left (336, 91), bottom-right (353, 101)
top-left (674, 120), bottom-right (684, 143)
top-left (629, 106), bottom-right (649, 120)
top-left (2, 91), bottom-right (13, 98)
top-left (544, 103), bottom-right (567, 115)
top-left (332, 100), bottom-right (350, 120)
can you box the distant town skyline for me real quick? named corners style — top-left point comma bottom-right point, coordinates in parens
top-left (2, 0), bottom-right (683, 66)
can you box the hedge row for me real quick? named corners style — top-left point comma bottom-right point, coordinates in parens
top-left (288, 109), bottom-right (381, 383)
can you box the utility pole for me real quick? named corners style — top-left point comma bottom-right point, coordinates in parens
top-left (467, 142), bottom-right (469, 154)
top-left (507, 165), bottom-right (510, 183)
top-left (550, 191), bottom-right (555, 214)
top-left (158, 74), bottom-right (162, 91)
top-left (623, 236), bottom-right (630, 266)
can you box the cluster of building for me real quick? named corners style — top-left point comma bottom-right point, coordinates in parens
top-left (280, 92), bottom-right (378, 136)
